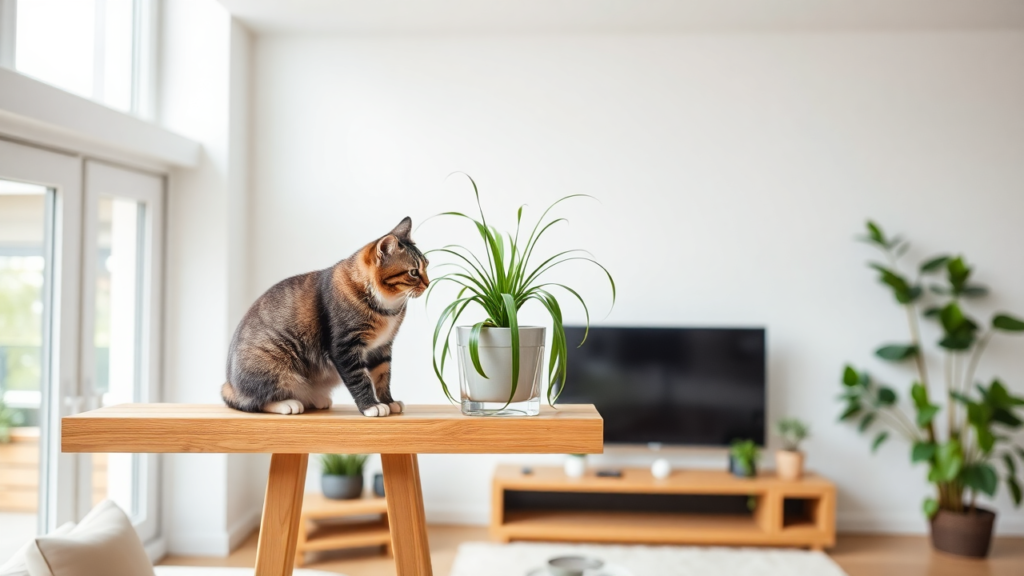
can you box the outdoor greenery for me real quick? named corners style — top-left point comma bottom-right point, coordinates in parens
top-left (839, 221), bottom-right (1024, 518)
top-left (0, 398), bottom-right (25, 443)
top-left (730, 439), bottom-right (760, 477)
top-left (319, 454), bottom-right (368, 477)
top-left (428, 174), bottom-right (615, 406)
top-left (776, 417), bottom-right (810, 452)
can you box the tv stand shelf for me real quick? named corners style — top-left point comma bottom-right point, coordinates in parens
top-left (490, 465), bottom-right (835, 550)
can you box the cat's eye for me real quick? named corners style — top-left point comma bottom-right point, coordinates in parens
top-left (409, 269), bottom-right (419, 277)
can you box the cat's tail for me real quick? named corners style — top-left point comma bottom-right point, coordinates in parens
top-left (221, 381), bottom-right (262, 413)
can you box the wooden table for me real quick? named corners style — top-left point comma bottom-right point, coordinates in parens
top-left (61, 403), bottom-right (602, 576)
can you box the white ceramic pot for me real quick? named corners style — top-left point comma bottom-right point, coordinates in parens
top-left (456, 326), bottom-right (544, 416)
top-left (776, 450), bottom-right (805, 481)
top-left (564, 455), bottom-right (586, 478)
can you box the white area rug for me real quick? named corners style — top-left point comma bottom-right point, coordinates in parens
top-left (155, 568), bottom-right (343, 576)
top-left (449, 542), bottom-right (848, 576)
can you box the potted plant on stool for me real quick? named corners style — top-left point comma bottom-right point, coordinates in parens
top-left (428, 175), bottom-right (615, 416)
top-left (320, 454), bottom-right (368, 500)
top-left (838, 221), bottom-right (1024, 558)
top-left (775, 417), bottom-right (809, 480)
top-left (729, 439), bottom-right (760, 478)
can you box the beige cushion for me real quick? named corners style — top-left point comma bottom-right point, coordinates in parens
top-left (25, 500), bottom-right (154, 576)
top-left (0, 523), bottom-right (75, 576)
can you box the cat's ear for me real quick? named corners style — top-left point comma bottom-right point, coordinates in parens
top-left (389, 217), bottom-right (413, 240)
top-left (376, 235), bottom-right (399, 260)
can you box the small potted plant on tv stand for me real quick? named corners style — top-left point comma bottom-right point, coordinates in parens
top-left (775, 417), bottom-right (809, 480)
top-left (320, 454), bottom-right (368, 500)
top-left (428, 174), bottom-right (615, 416)
top-left (729, 439), bottom-right (760, 478)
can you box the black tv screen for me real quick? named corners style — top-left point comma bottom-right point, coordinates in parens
top-left (557, 327), bottom-right (766, 446)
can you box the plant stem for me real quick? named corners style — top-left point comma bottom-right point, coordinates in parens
top-left (879, 409), bottom-right (919, 441)
top-left (906, 304), bottom-right (937, 444)
top-left (946, 352), bottom-right (956, 436)
top-left (963, 331), bottom-right (992, 398)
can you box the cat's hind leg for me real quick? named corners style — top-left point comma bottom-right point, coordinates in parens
top-left (262, 399), bottom-right (305, 414)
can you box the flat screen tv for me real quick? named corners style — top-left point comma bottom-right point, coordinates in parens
top-left (557, 326), bottom-right (766, 446)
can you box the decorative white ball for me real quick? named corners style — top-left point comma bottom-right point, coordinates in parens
top-left (564, 455), bottom-right (586, 478)
top-left (651, 458), bottom-right (671, 479)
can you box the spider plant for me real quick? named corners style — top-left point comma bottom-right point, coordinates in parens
top-left (320, 454), bottom-right (368, 477)
top-left (427, 174), bottom-right (615, 406)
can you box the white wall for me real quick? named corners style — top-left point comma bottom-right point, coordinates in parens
top-left (160, 0), bottom-right (266, 555)
top-left (251, 31), bottom-right (1024, 534)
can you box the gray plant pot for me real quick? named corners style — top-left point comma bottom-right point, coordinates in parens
top-left (728, 455), bottom-right (757, 478)
top-left (322, 474), bottom-right (363, 500)
top-left (373, 472), bottom-right (385, 497)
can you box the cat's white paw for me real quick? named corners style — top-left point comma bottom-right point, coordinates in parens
top-left (388, 401), bottom-right (405, 414)
top-left (263, 399), bottom-right (305, 415)
top-left (362, 403), bottom-right (391, 417)
top-left (312, 397), bottom-right (333, 410)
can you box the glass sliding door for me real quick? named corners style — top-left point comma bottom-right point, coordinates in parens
top-left (0, 139), bottom-right (82, 562)
top-left (80, 160), bottom-right (163, 542)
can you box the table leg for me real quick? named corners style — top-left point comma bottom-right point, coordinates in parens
top-left (382, 453), bottom-right (432, 576)
top-left (255, 453), bottom-right (308, 576)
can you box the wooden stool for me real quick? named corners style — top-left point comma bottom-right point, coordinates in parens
top-left (295, 492), bottom-right (391, 567)
top-left (61, 403), bottom-right (602, 576)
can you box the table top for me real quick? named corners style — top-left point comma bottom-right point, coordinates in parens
top-left (61, 403), bottom-right (603, 455)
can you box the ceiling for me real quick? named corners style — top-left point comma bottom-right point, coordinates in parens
top-left (217, 0), bottom-right (1024, 35)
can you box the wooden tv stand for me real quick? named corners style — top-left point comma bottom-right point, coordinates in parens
top-left (491, 465), bottom-right (835, 550)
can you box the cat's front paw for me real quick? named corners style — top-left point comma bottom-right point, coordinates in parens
top-left (388, 401), bottom-right (405, 414)
top-left (362, 403), bottom-right (391, 417)
top-left (312, 397), bottom-right (333, 410)
top-left (263, 399), bottom-right (305, 415)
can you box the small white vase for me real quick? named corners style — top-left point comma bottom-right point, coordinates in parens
top-left (457, 326), bottom-right (544, 416)
top-left (651, 458), bottom-right (671, 479)
top-left (564, 455), bottom-right (586, 478)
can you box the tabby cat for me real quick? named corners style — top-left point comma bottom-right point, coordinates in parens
top-left (221, 217), bottom-right (429, 417)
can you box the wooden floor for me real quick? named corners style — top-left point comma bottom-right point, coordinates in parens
top-left (159, 526), bottom-right (1024, 576)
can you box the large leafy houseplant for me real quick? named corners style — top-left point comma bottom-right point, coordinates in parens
top-left (839, 221), bottom-right (1024, 524)
top-left (428, 175), bottom-right (615, 409)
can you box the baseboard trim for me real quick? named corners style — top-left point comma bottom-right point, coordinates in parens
top-left (227, 506), bottom-right (262, 550)
top-left (425, 502), bottom-right (489, 526)
top-left (144, 537), bottom-right (167, 563)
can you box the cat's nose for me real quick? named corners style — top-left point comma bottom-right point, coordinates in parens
top-left (420, 271), bottom-right (430, 288)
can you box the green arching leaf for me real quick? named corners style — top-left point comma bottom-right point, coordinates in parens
top-left (962, 285), bottom-right (988, 297)
top-left (876, 387), bottom-right (897, 407)
top-left (1017, 446), bottom-right (1024, 463)
top-left (910, 382), bottom-right (929, 409)
top-left (923, 306), bottom-right (942, 318)
top-left (468, 321), bottom-right (488, 379)
top-left (500, 293), bottom-right (520, 407)
top-left (961, 463), bottom-right (999, 496)
top-left (875, 344), bottom-right (918, 361)
top-left (839, 403), bottom-right (862, 421)
top-left (1004, 453), bottom-right (1017, 476)
top-left (871, 431), bottom-right (889, 453)
top-left (1009, 477), bottom-right (1023, 506)
top-left (859, 413), bottom-right (876, 432)
top-left (975, 427), bottom-right (996, 454)
top-left (920, 255), bottom-right (950, 274)
top-left (865, 221), bottom-right (886, 246)
top-left (842, 366), bottom-right (860, 387)
top-left (916, 405), bottom-right (940, 427)
top-left (911, 442), bottom-right (936, 463)
top-left (933, 440), bottom-right (964, 482)
top-left (923, 497), bottom-right (939, 518)
top-left (946, 256), bottom-right (972, 295)
top-left (993, 314), bottom-right (1024, 332)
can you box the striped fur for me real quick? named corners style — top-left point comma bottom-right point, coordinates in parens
top-left (221, 217), bottom-right (429, 417)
